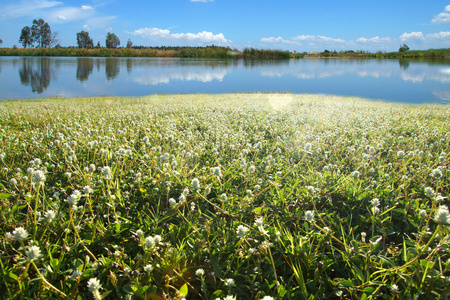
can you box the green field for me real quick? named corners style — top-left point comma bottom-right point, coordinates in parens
top-left (0, 94), bottom-right (449, 299)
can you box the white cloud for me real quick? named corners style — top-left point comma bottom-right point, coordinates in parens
top-left (57, 15), bottom-right (67, 20)
top-left (260, 37), bottom-right (301, 45)
top-left (190, 0), bottom-right (214, 2)
top-left (432, 5), bottom-right (450, 23)
top-left (81, 5), bottom-right (94, 10)
top-left (357, 36), bottom-right (391, 43)
top-left (0, 0), bottom-right (62, 19)
top-left (427, 31), bottom-right (450, 39)
top-left (400, 32), bottom-right (425, 42)
top-left (130, 27), bottom-right (229, 45)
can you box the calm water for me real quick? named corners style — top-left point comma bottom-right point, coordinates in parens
top-left (1, 56), bottom-right (450, 103)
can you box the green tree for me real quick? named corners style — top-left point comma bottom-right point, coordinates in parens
top-left (77, 30), bottom-right (94, 48)
top-left (106, 32), bottom-right (120, 48)
top-left (19, 26), bottom-right (33, 48)
top-left (126, 39), bottom-right (133, 48)
top-left (399, 44), bottom-right (410, 52)
top-left (31, 19), bottom-right (52, 48)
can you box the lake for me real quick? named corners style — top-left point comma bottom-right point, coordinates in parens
top-left (1, 56), bottom-right (449, 103)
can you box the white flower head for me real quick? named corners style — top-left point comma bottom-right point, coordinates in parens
top-left (254, 217), bottom-right (264, 228)
top-left (424, 187), bottom-right (435, 198)
top-left (87, 278), bottom-right (102, 291)
top-left (305, 210), bottom-right (315, 223)
top-left (26, 245), bottom-right (42, 261)
top-left (32, 170), bottom-right (46, 186)
top-left (44, 210), bottom-right (56, 223)
top-left (224, 278), bottom-right (235, 287)
top-left (195, 268), bottom-right (205, 277)
top-left (191, 178), bottom-right (200, 191)
top-left (12, 227), bottom-right (29, 242)
top-left (144, 264), bottom-right (153, 273)
top-left (102, 166), bottom-right (112, 180)
top-left (370, 198), bottom-right (380, 207)
top-left (236, 225), bottom-right (249, 239)
top-left (169, 198), bottom-right (177, 208)
top-left (135, 229), bottom-right (144, 238)
top-left (305, 142), bottom-right (312, 152)
top-left (144, 236), bottom-right (155, 249)
top-left (434, 205), bottom-right (450, 225)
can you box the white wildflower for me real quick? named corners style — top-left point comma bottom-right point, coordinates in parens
top-left (26, 245), bottom-right (42, 261)
top-left (305, 210), bottom-right (315, 223)
top-left (12, 227), bottom-right (28, 242)
top-left (236, 225), bottom-right (249, 239)
top-left (434, 205), bottom-right (450, 225)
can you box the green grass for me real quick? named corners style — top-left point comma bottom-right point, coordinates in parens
top-left (0, 93), bottom-right (449, 299)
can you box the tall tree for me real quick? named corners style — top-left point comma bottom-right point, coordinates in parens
top-left (106, 32), bottom-right (120, 48)
top-left (19, 26), bottom-right (33, 48)
top-left (77, 31), bottom-right (94, 48)
top-left (399, 44), bottom-right (410, 53)
top-left (31, 19), bottom-right (52, 48)
top-left (126, 39), bottom-right (133, 48)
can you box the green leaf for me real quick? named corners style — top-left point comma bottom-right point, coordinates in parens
top-left (378, 255), bottom-right (395, 268)
top-left (8, 271), bottom-right (18, 281)
top-left (0, 183), bottom-right (5, 189)
top-left (179, 283), bottom-right (188, 297)
top-left (278, 285), bottom-right (287, 298)
top-left (351, 265), bottom-right (365, 283)
top-left (339, 280), bottom-right (354, 287)
top-left (101, 290), bottom-right (112, 298)
top-left (360, 293), bottom-right (367, 300)
top-left (0, 193), bottom-right (11, 199)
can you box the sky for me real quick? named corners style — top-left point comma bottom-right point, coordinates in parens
top-left (0, 0), bottom-right (450, 52)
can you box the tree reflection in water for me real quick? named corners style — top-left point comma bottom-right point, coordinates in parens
top-left (76, 58), bottom-right (94, 81)
top-left (19, 57), bottom-right (51, 94)
top-left (105, 58), bottom-right (120, 80)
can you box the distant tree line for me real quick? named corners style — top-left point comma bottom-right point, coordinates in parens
top-left (6, 20), bottom-right (450, 59)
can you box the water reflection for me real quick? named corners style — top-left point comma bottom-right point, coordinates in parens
top-left (399, 59), bottom-right (410, 70)
top-left (76, 58), bottom-right (93, 82)
top-left (19, 57), bottom-right (51, 94)
top-left (2, 56), bottom-right (450, 102)
top-left (105, 58), bottom-right (120, 80)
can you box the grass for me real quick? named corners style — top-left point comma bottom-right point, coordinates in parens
top-left (0, 93), bottom-right (449, 299)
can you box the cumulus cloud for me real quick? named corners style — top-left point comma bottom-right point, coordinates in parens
top-left (81, 5), bottom-right (94, 10)
top-left (260, 37), bottom-right (301, 45)
top-left (130, 27), bottom-right (229, 45)
top-left (400, 32), bottom-right (425, 42)
top-left (432, 5), bottom-right (450, 23)
top-left (427, 31), bottom-right (450, 39)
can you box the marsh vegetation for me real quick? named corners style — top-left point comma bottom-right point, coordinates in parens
top-left (0, 93), bottom-right (449, 299)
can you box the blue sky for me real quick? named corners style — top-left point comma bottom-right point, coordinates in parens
top-left (1, 0), bottom-right (450, 52)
